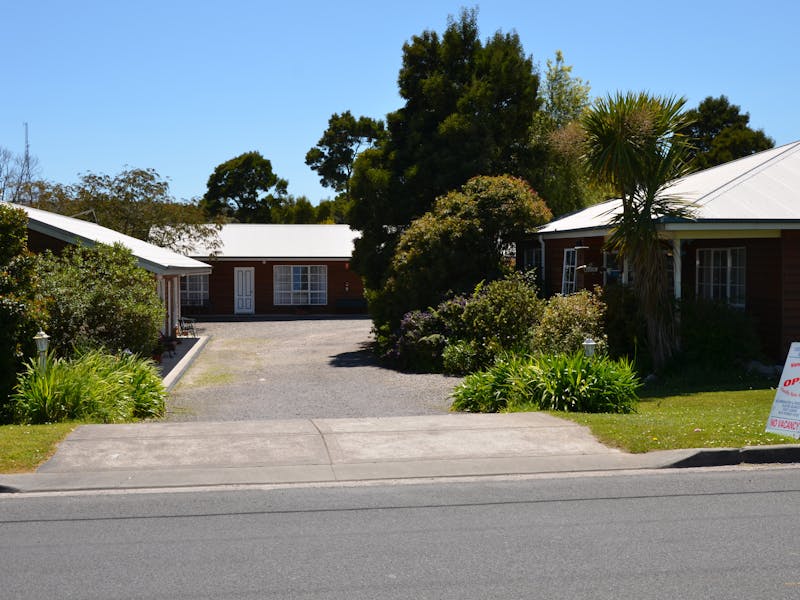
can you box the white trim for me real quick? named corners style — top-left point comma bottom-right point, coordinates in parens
top-left (695, 247), bottom-right (746, 308)
top-left (672, 239), bottom-right (682, 300)
top-left (273, 265), bottom-right (328, 306)
top-left (561, 249), bottom-right (577, 295)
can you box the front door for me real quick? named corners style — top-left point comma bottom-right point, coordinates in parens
top-left (234, 267), bottom-right (255, 314)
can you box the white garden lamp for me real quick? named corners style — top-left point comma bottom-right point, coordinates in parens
top-left (582, 337), bottom-right (597, 358)
top-left (33, 330), bottom-right (50, 372)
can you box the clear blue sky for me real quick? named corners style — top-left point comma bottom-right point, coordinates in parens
top-left (3, 0), bottom-right (798, 205)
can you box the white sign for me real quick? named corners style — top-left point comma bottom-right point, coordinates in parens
top-left (766, 342), bottom-right (800, 438)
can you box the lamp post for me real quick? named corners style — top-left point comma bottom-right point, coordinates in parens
top-left (582, 337), bottom-right (597, 358)
top-left (33, 330), bottom-right (50, 373)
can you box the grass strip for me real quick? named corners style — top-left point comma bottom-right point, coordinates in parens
top-left (0, 422), bottom-right (78, 473)
top-left (553, 388), bottom-right (797, 453)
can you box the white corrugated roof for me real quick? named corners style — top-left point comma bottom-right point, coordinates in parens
top-left (187, 224), bottom-right (359, 259)
top-left (7, 202), bottom-right (212, 275)
top-left (538, 140), bottom-right (800, 235)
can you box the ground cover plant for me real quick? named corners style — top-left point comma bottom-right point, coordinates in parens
top-left (13, 348), bottom-right (166, 424)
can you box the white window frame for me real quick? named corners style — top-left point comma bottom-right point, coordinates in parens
top-left (695, 247), bottom-right (746, 308)
top-left (180, 274), bottom-right (209, 306)
top-left (561, 248), bottom-right (577, 294)
top-left (273, 265), bottom-right (328, 306)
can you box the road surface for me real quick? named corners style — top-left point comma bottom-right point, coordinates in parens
top-left (3, 467), bottom-right (800, 599)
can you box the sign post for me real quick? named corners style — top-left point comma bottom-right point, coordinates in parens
top-left (766, 342), bottom-right (800, 438)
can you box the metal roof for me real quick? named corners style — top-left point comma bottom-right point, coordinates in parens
top-left (8, 202), bottom-right (212, 276)
top-left (538, 140), bottom-right (800, 236)
top-left (187, 224), bottom-right (359, 259)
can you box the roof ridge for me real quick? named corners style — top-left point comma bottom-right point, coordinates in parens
top-left (687, 140), bottom-right (800, 207)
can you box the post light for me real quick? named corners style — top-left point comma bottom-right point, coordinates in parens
top-left (582, 337), bottom-right (597, 358)
top-left (33, 330), bottom-right (50, 372)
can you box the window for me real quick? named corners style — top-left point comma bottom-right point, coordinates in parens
top-left (521, 246), bottom-right (542, 272)
top-left (274, 265), bottom-right (328, 305)
top-left (603, 251), bottom-right (622, 285)
top-left (180, 274), bottom-right (209, 306)
top-left (561, 248), bottom-right (577, 294)
top-left (696, 247), bottom-right (745, 307)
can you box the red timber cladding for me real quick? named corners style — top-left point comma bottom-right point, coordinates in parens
top-left (781, 231), bottom-right (800, 357)
top-left (542, 236), bottom-right (605, 297)
top-left (682, 237), bottom-right (782, 360)
top-left (204, 259), bottom-right (365, 315)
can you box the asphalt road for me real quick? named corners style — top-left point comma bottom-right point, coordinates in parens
top-left (167, 318), bottom-right (460, 421)
top-left (3, 467), bottom-right (800, 599)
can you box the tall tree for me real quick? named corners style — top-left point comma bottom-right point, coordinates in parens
top-left (349, 8), bottom-right (540, 289)
top-left (305, 111), bottom-right (384, 200)
top-left (681, 95), bottom-right (774, 170)
top-left (582, 92), bottom-right (693, 370)
top-left (201, 151), bottom-right (288, 223)
top-left (529, 51), bottom-right (603, 216)
top-left (26, 168), bottom-right (220, 254)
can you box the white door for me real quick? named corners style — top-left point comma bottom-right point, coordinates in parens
top-left (234, 267), bottom-right (255, 314)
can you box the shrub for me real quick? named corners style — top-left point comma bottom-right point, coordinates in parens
top-left (13, 348), bottom-right (166, 424)
top-left (677, 298), bottom-right (763, 369)
top-left (533, 288), bottom-right (607, 355)
top-left (460, 272), bottom-right (544, 366)
top-left (442, 340), bottom-right (481, 375)
top-left (36, 243), bottom-right (163, 356)
top-left (384, 310), bottom-right (447, 372)
top-left (377, 273), bottom-right (544, 374)
top-left (0, 204), bottom-right (46, 421)
top-left (451, 352), bottom-right (639, 414)
top-left (600, 283), bottom-right (649, 369)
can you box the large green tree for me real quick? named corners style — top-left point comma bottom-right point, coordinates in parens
top-left (201, 151), bottom-right (288, 223)
top-left (582, 92), bottom-right (693, 370)
top-left (372, 175), bottom-right (551, 328)
top-left (26, 168), bottom-right (220, 254)
top-left (681, 95), bottom-right (774, 170)
top-left (0, 203), bottom-right (43, 419)
top-left (349, 8), bottom-right (541, 290)
top-left (305, 111), bottom-right (384, 200)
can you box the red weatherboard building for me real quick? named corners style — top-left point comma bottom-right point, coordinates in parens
top-left (181, 224), bottom-right (366, 316)
top-left (517, 141), bottom-right (800, 361)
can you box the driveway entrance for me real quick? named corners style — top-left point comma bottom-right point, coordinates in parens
top-left (167, 318), bottom-right (459, 421)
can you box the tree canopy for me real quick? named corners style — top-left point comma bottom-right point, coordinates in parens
top-left (26, 168), bottom-right (220, 254)
top-left (200, 151), bottom-right (289, 223)
top-left (528, 51), bottom-right (604, 216)
top-left (349, 8), bottom-right (541, 289)
top-left (371, 175), bottom-right (551, 328)
top-left (305, 111), bottom-right (384, 199)
top-left (681, 95), bottom-right (774, 171)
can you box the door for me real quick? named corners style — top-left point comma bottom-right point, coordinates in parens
top-left (234, 267), bottom-right (255, 314)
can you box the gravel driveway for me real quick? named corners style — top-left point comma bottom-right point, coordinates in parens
top-left (167, 318), bottom-right (460, 421)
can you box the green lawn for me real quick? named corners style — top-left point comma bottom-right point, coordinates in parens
top-left (554, 387), bottom-right (797, 453)
top-left (0, 423), bottom-right (78, 473)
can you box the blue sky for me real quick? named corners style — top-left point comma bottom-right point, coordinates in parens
top-left (3, 0), bottom-right (798, 204)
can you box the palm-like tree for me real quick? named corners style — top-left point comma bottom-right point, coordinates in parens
top-left (581, 92), bottom-right (693, 370)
